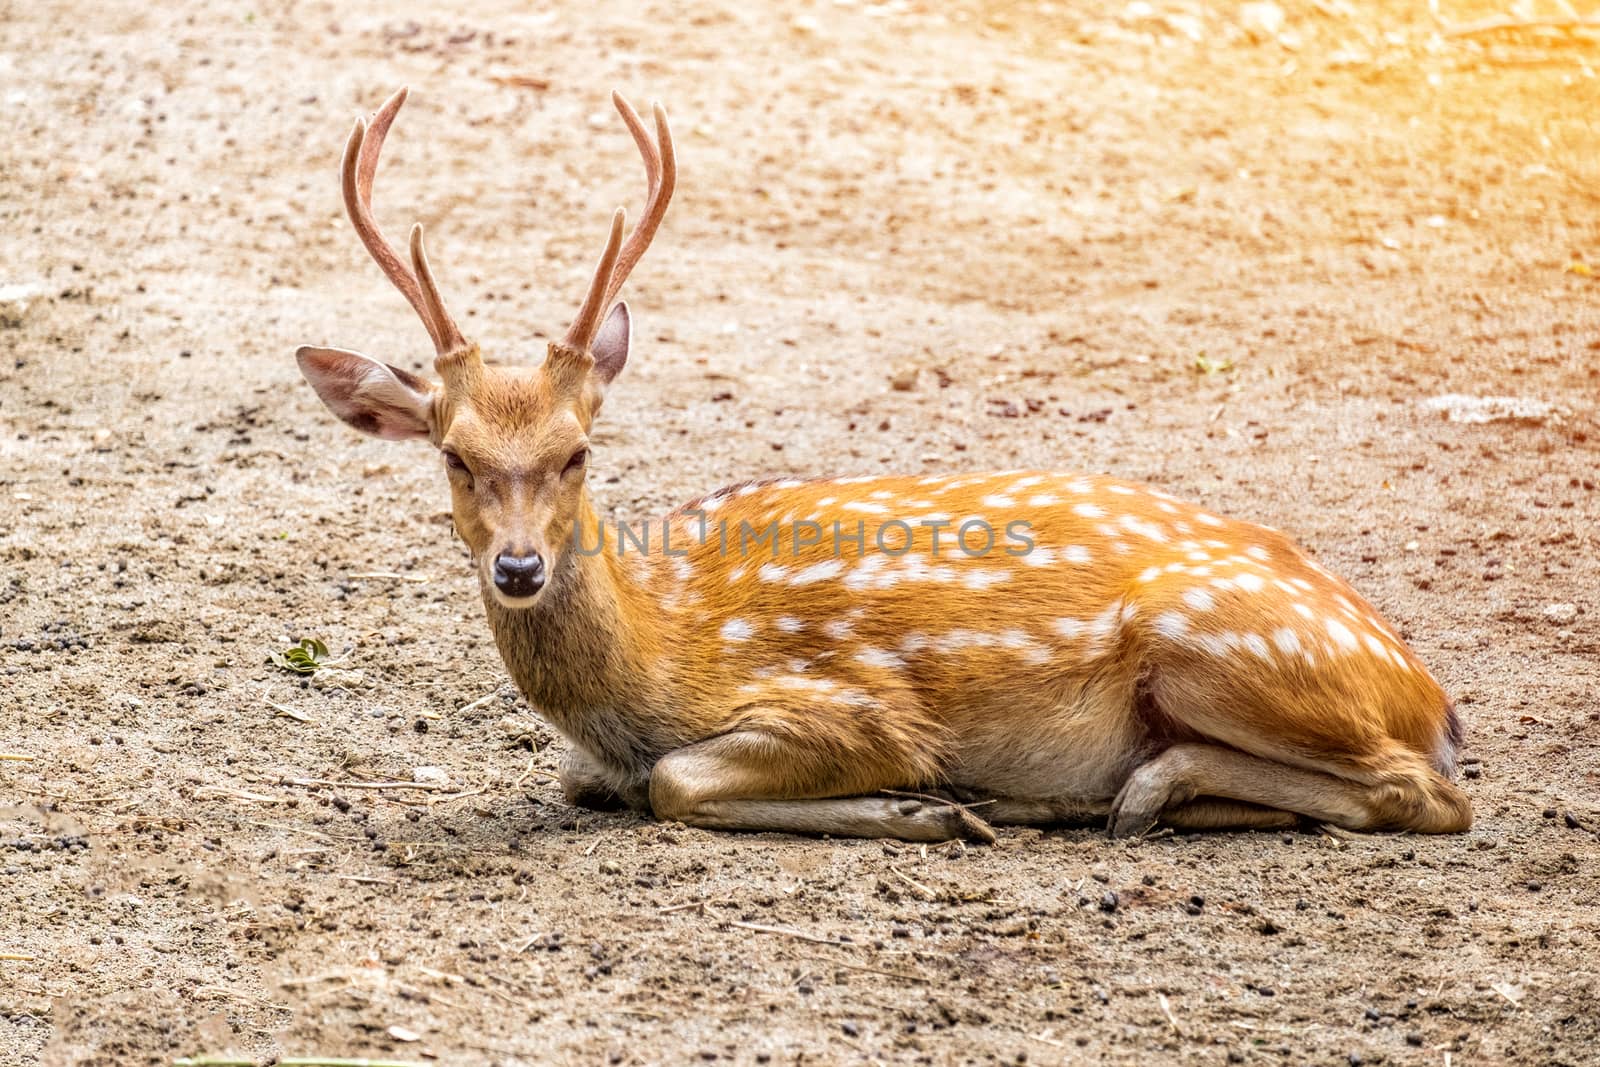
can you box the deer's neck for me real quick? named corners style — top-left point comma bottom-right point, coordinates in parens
top-left (481, 495), bottom-right (674, 775)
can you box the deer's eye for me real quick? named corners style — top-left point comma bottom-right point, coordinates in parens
top-left (443, 450), bottom-right (469, 475)
top-left (563, 448), bottom-right (589, 475)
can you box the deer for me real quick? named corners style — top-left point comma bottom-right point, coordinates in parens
top-left (295, 88), bottom-right (1471, 843)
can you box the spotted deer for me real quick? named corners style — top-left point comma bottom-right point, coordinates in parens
top-left (296, 89), bottom-right (1470, 842)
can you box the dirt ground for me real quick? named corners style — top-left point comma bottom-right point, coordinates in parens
top-left (3, 0), bottom-right (1598, 1064)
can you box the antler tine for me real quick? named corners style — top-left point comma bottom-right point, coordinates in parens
top-left (410, 223), bottom-right (467, 355)
top-left (340, 87), bottom-right (466, 356)
top-left (601, 93), bottom-right (677, 312)
top-left (562, 209), bottom-right (627, 351)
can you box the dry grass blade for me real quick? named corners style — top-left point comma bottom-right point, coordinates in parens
top-left (0, 752), bottom-right (36, 762)
top-left (174, 1058), bottom-right (430, 1067)
top-left (727, 921), bottom-right (852, 946)
top-left (282, 778), bottom-right (452, 792)
top-left (800, 953), bottom-right (932, 984)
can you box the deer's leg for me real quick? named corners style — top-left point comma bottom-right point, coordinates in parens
top-left (1109, 742), bottom-right (1471, 838)
top-left (559, 746), bottom-right (649, 812)
top-left (1158, 798), bottom-right (1300, 832)
top-left (648, 732), bottom-right (995, 843)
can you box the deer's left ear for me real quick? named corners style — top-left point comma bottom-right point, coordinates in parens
top-left (590, 302), bottom-right (631, 387)
top-left (296, 346), bottom-right (438, 441)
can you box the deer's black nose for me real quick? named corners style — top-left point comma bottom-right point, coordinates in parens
top-left (493, 553), bottom-right (545, 598)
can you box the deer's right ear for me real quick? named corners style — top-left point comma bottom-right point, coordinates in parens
top-left (296, 346), bottom-right (437, 441)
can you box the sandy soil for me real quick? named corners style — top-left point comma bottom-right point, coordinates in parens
top-left (2, 1), bottom-right (1598, 1064)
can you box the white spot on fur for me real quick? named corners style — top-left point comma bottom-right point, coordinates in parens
top-left (758, 563), bottom-right (789, 583)
top-left (1053, 618), bottom-right (1087, 639)
top-left (776, 615), bottom-right (804, 633)
top-left (721, 619), bottom-right (753, 642)
top-left (673, 558), bottom-right (694, 582)
top-left (899, 633), bottom-right (929, 653)
top-left (1021, 547), bottom-right (1057, 567)
top-left (856, 647), bottom-right (904, 669)
top-left (1138, 566), bottom-right (1162, 583)
top-left (790, 560), bottom-right (845, 585)
top-left (1195, 512), bottom-right (1225, 527)
top-left (1289, 578), bottom-right (1313, 592)
top-left (1088, 602), bottom-right (1123, 640)
top-left (982, 494), bottom-right (1016, 508)
top-left (842, 501), bottom-right (888, 515)
top-left (1243, 633), bottom-right (1271, 659)
top-left (1245, 545), bottom-right (1271, 562)
top-left (1325, 617), bottom-right (1359, 652)
top-left (1182, 587), bottom-right (1215, 612)
top-left (1273, 628), bottom-right (1302, 655)
top-left (1072, 502), bottom-right (1107, 519)
top-left (1027, 493), bottom-right (1059, 507)
top-left (963, 569), bottom-right (1012, 591)
top-left (1234, 572), bottom-right (1266, 592)
top-left (1062, 545), bottom-right (1092, 564)
top-left (1119, 515), bottom-right (1168, 542)
top-left (1107, 485), bottom-right (1135, 495)
top-left (1293, 603), bottom-right (1314, 620)
top-left (1154, 612), bottom-right (1189, 639)
top-left (823, 618), bottom-right (854, 640)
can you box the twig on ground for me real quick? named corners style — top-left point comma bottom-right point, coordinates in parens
top-left (887, 866), bottom-right (937, 900)
top-left (267, 699), bottom-right (315, 724)
top-left (800, 953), bottom-right (931, 984)
top-left (328, 874), bottom-right (399, 886)
top-left (0, 753), bottom-right (36, 762)
top-left (726, 921), bottom-right (852, 946)
top-left (193, 785), bottom-right (278, 804)
top-left (1158, 992), bottom-right (1184, 1036)
top-left (456, 690), bottom-right (504, 715)
top-left (349, 571), bottom-right (430, 582)
top-left (282, 778), bottom-right (451, 792)
top-left (174, 1058), bottom-right (429, 1067)
top-left (1, 953), bottom-right (37, 961)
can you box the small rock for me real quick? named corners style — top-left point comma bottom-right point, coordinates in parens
top-left (1098, 891), bottom-right (1119, 913)
top-left (0, 283), bottom-right (44, 327)
top-left (1422, 393), bottom-right (1564, 426)
top-left (386, 1025), bottom-right (421, 1042)
top-left (413, 765), bottom-right (451, 786)
top-left (1542, 603), bottom-right (1578, 626)
top-left (889, 367), bottom-right (918, 392)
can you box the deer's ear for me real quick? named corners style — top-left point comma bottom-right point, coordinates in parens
top-left (591, 302), bottom-right (631, 387)
top-left (296, 346), bottom-right (437, 441)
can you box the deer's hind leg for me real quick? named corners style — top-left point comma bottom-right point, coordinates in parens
top-left (1108, 742), bottom-right (1470, 837)
top-left (648, 696), bottom-right (993, 842)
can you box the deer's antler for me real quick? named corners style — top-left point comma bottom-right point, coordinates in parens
top-left (341, 87), bottom-right (469, 358)
top-left (562, 91), bottom-right (676, 352)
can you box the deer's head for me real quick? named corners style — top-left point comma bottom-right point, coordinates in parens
top-left (297, 89), bottom-right (674, 609)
